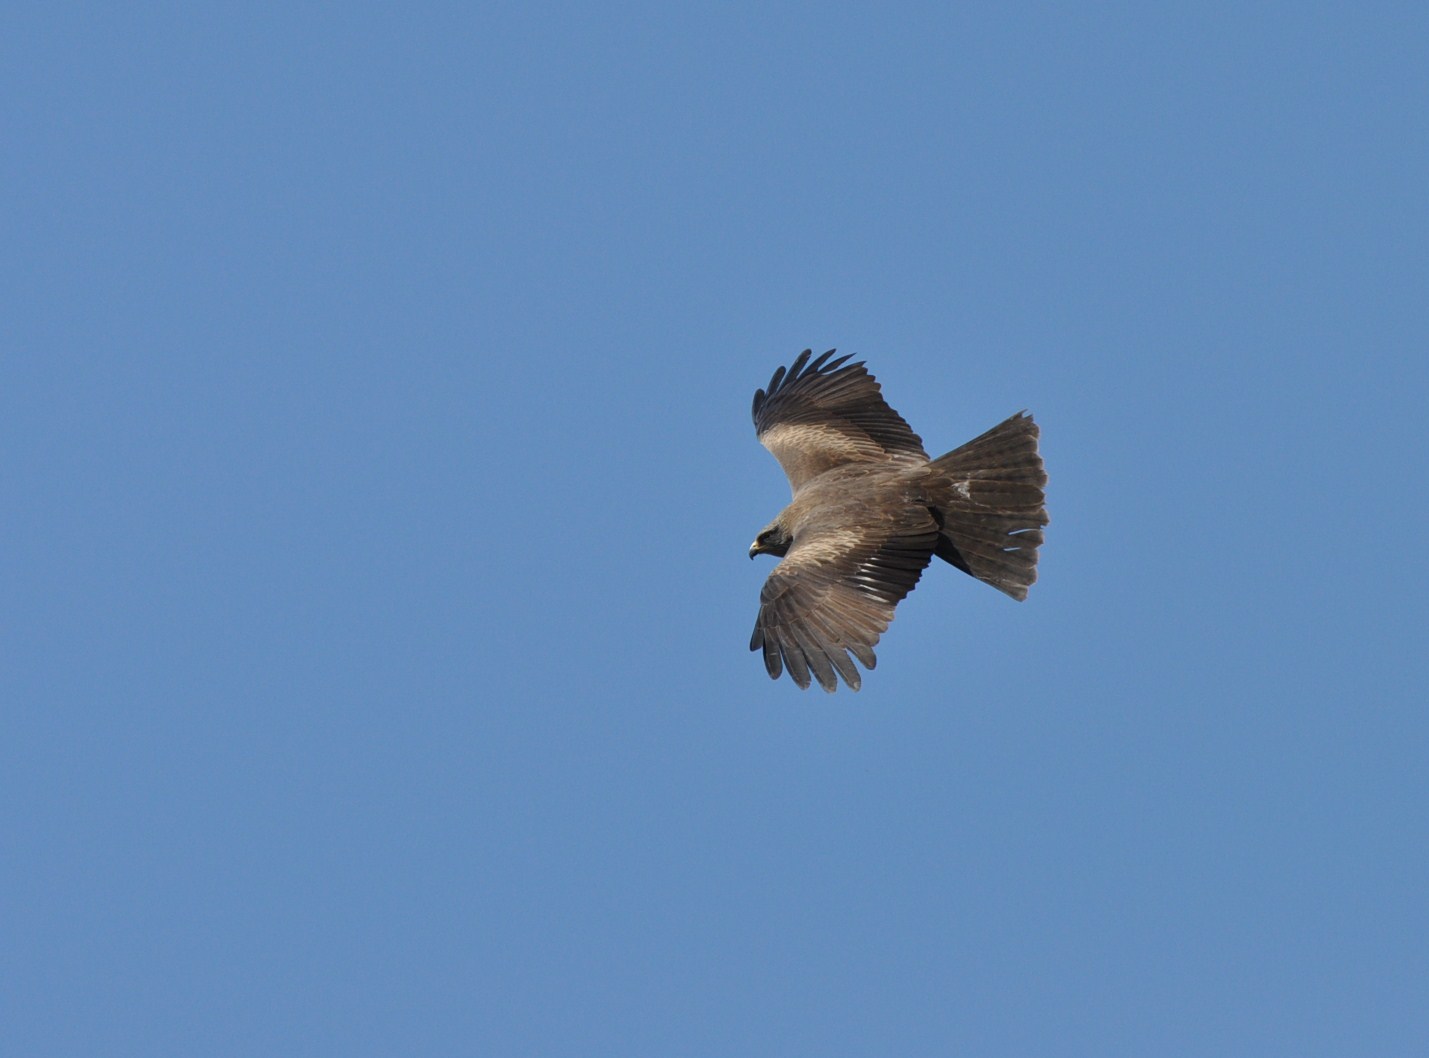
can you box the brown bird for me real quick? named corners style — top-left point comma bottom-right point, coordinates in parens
top-left (749, 349), bottom-right (1048, 691)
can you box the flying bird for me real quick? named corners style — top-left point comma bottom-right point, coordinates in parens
top-left (748, 349), bottom-right (1048, 692)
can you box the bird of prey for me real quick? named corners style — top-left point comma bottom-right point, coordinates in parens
top-left (748, 349), bottom-right (1048, 692)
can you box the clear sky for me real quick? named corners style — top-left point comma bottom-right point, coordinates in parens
top-left (5, 3), bottom-right (1427, 1055)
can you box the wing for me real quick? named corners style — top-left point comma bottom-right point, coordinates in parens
top-left (752, 349), bottom-right (928, 493)
top-left (749, 514), bottom-right (938, 692)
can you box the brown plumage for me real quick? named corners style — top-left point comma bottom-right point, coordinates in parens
top-left (748, 349), bottom-right (1048, 692)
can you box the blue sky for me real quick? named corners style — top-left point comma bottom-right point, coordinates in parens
top-left (5, 3), bottom-right (1427, 1055)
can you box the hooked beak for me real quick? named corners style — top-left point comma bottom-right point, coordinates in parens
top-left (748, 540), bottom-right (760, 560)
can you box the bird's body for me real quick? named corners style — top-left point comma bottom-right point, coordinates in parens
top-left (780, 463), bottom-right (933, 540)
top-left (749, 350), bottom-right (1048, 692)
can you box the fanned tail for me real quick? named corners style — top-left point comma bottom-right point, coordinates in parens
top-left (929, 412), bottom-right (1048, 600)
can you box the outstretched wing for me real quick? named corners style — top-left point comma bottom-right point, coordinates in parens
top-left (752, 349), bottom-right (928, 493)
top-left (749, 514), bottom-right (939, 692)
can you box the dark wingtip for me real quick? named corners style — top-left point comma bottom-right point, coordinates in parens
top-left (766, 351), bottom-right (810, 397)
top-left (753, 347), bottom-right (871, 435)
top-left (758, 628), bottom-right (783, 680)
top-left (761, 347), bottom-right (859, 399)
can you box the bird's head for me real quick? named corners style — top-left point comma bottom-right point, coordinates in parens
top-left (749, 518), bottom-right (792, 560)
